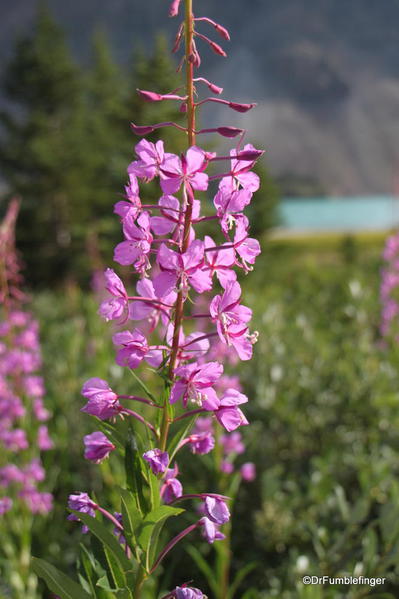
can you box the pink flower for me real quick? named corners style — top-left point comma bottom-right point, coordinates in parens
top-left (128, 139), bottom-right (168, 181)
top-left (0, 497), bottom-right (12, 515)
top-left (81, 378), bottom-right (122, 420)
top-left (160, 147), bottom-right (209, 194)
top-left (67, 492), bottom-right (97, 533)
top-left (200, 517), bottom-right (225, 543)
top-left (161, 464), bottom-right (183, 503)
top-left (23, 375), bottom-right (45, 397)
top-left (33, 398), bottom-right (50, 421)
top-left (114, 174), bottom-right (142, 221)
top-left (221, 460), bottom-right (234, 474)
top-left (233, 215), bottom-right (261, 270)
top-left (114, 212), bottom-right (153, 274)
top-left (186, 432), bottom-right (215, 454)
top-left (129, 274), bottom-right (176, 330)
top-left (219, 144), bottom-right (260, 193)
top-left (157, 240), bottom-right (212, 296)
top-left (204, 496), bottom-right (230, 524)
top-left (204, 235), bottom-right (236, 288)
top-left (112, 329), bottom-right (149, 369)
top-left (20, 487), bottom-right (53, 514)
top-left (170, 361), bottom-right (223, 408)
top-left (214, 388), bottom-right (249, 432)
top-left (98, 268), bottom-right (128, 322)
top-left (84, 431), bottom-right (115, 464)
top-left (213, 187), bottom-right (252, 235)
top-left (0, 428), bottom-right (29, 451)
top-left (175, 587), bottom-right (204, 599)
top-left (221, 431), bottom-right (245, 456)
top-left (210, 281), bottom-right (253, 360)
top-left (150, 195), bottom-right (181, 235)
top-left (240, 462), bottom-right (256, 481)
top-left (37, 425), bottom-right (54, 451)
top-left (23, 459), bottom-right (45, 483)
top-left (0, 464), bottom-right (24, 486)
top-left (143, 448), bottom-right (169, 474)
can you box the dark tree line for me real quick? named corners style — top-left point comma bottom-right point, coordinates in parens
top-left (0, 4), bottom-right (278, 287)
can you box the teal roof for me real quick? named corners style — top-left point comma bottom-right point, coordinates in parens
top-left (278, 196), bottom-right (399, 231)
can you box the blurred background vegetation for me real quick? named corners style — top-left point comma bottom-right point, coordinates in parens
top-left (23, 232), bottom-right (399, 599)
top-left (0, 4), bottom-right (280, 286)
top-left (1, 3), bottom-right (399, 599)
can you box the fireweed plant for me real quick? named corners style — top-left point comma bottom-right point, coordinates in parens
top-left (0, 200), bottom-right (53, 599)
top-left (380, 231), bottom-right (399, 339)
top-left (34, 1), bottom-right (262, 597)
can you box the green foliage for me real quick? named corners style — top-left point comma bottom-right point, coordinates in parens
top-left (31, 558), bottom-right (91, 599)
top-left (7, 232), bottom-right (399, 599)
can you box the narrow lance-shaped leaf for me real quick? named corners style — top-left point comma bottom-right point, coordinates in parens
top-left (32, 557), bottom-right (92, 599)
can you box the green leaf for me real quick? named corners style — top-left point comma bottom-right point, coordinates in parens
top-left (168, 415), bottom-right (197, 462)
top-left (227, 562), bottom-right (257, 599)
top-left (96, 421), bottom-right (125, 452)
top-left (137, 505), bottom-right (184, 572)
top-left (124, 429), bottom-right (149, 515)
top-left (70, 510), bottom-right (134, 591)
top-left (119, 488), bottom-right (142, 560)
top-left (128, 369), bottom-right (158, 404)
top-left (148, 470), bottom-right (160, 511)
top-left (32, 557), bottom-right (91, 599)
top-left (79, 545), bottom-right (104, 598)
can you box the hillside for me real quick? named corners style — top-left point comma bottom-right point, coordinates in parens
top-left (1, 0), bottom-right (399, 194)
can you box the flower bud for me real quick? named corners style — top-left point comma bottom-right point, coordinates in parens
top-left (208, 40), bottom-right (227, 57)
top-left (137, 89), bottom-right (164, 102)
top-left (228, 101), bottom-right (257, 113)
top-left (213, 23), bottom-right (231, 41)
top-left (217, 127), bottom-right (243, 138)
top-left (130, 123), bottom-right (155, 136)
top-left (169, 0), bottom-right (182, 17)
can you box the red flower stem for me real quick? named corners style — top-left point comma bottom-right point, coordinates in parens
top-left (126, 296), bottom-right (173, 308)
top-left (173, 408), bottom-right (207, 422)
top-left (152, 239), bottom-right (180, 246)
top-left (192, 215), bottom-right (218, 222)
top-left (123, 408), bottom-right (159, 438)
top-left (160, 0), bottom-right (196, 452)
top-left (97, 506), bottom-right (124, 531)
top-left (150, 522), bottom-right (200, 573)
top-left (170, 492), bottom-right (231, 504)
top-left (182, 332), bottom-right (218, 347)
top-left (118, 395), bottom-right (161, 408)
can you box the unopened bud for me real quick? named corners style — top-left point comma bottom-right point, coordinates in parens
top-left (169, 0), bottom-right (182, 17)
top-left (208, 40), bottom-right (227, 57)
top-left (228, 102), bottom-right (257, 113)
top-left (235, 150), bottom-right (264, 160)
top-left (208, 82), bottom-right (223, 94)
top-left (180, 102), bottom-right (187, 113)
top-left (137, 89), bottom-right (163, 102)
top-left (213, 23), bottom-right (231, 41)
top-left (130, 123), bottom-right (154, 136)
top-left (217, 127), bottom-right (243, 138)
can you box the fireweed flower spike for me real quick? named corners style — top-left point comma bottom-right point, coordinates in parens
top-left (0, 201), bottom-right (54, 597)
top-left (35, 1), bottom-right (262, 597)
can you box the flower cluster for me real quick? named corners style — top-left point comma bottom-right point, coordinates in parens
top-left (65, 0), bottom-right (261, 596)
top-left (0, 202), bottom-right (53, 516)
top-left (380, 232), bottom-right (399, 338)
